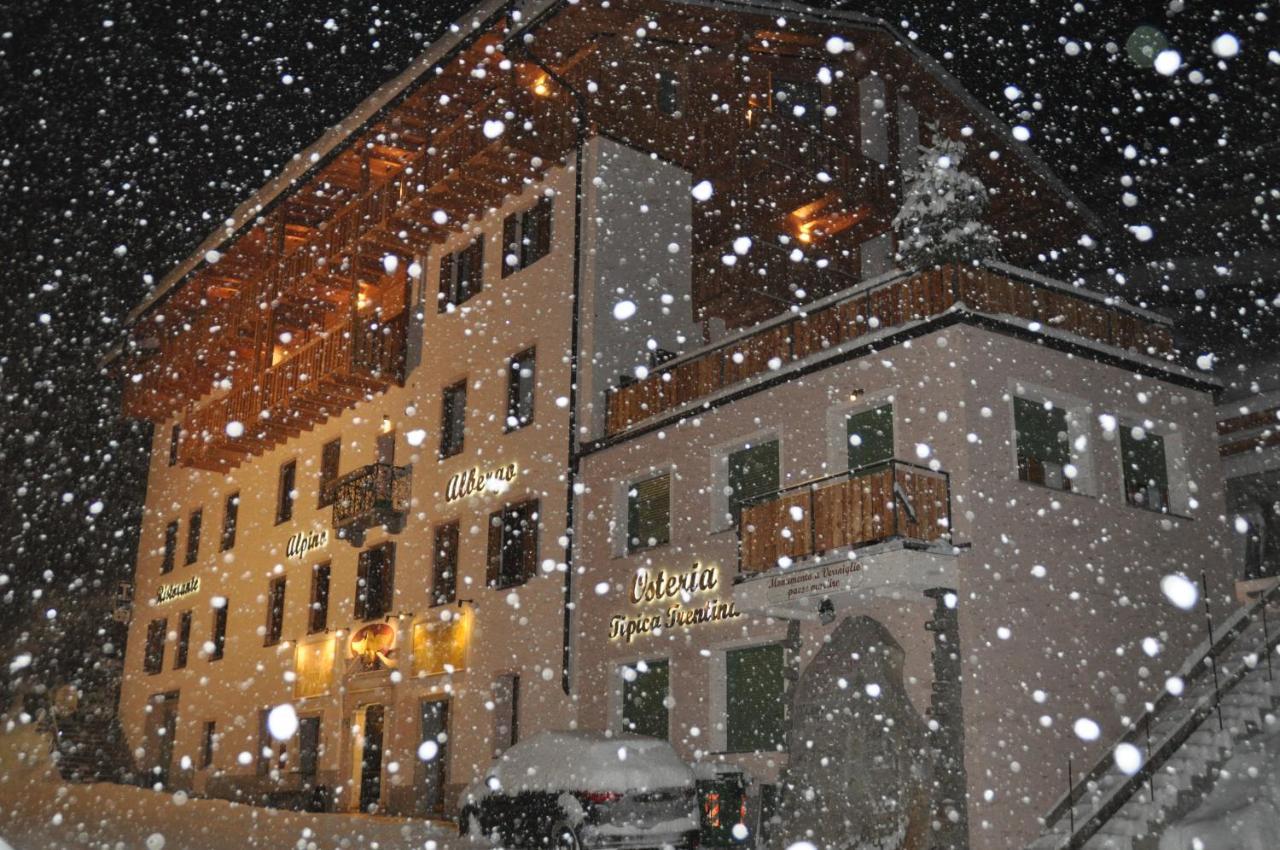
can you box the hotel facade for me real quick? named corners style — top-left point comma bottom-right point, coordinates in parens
top-left (111, 1), bottom-right (1236, 848)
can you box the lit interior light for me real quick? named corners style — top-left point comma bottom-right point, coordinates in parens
top-left (532, 76), bottom-right (550, 96)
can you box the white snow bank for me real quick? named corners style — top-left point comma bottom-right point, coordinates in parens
top-left (1157, 716), bottom-right (1280, 850)
top-left (482, 731), bottom-right (693, 795)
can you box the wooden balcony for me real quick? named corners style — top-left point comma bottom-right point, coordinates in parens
top-left (176, 312), bottom-right (406, 472)
top-left (738, 460), bottom-right (951, 575)
top-left (606, 264), bottom-right (1176, 437)
top-left (331, 463), bottom-right (412, 547)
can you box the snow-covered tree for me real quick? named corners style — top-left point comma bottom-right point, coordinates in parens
top-left (892, 125), bottom-right (999, 268)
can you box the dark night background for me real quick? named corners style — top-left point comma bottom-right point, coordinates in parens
top-left (0, 0), bottom-right (1275, 685)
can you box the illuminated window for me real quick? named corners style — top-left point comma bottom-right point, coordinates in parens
top-left (412, 610), bottom-right (472, 677)
top-left (293, 638), bottom-right (336, 699)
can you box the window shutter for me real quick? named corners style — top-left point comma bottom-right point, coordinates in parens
top-left (519, 502), bottom-right (539, 582)
top-left (1014, 397), bottom-right (1070, 466)
top-left (502, 214), bottom-right (519, 278)
top-left (355, 550), bottom-right (371, 619)
top-left (438, 251), bottom-right (455, 312)
top-left (462, 240), bottom-right (483, 301)
top-left (726, 644), bottom-right (786, 752)
top-left (621, 660), bottom-right (670, 739)
top-left (628, 475), bottom-right (670, 550)
top-left (380, 543), bottom-right (396, 617)
top-left (728, 441), bottom-right (780, 520)
top-left (532, 196), bottom-right (553, 262)
top-left (1121, 429), bottom-right (1169, 499)
top-left (486, 511), bottom-right (504, 587)
top-left (847, 405), bottom-right (894, 470)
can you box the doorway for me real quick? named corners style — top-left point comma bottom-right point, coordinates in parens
top-left (419, 698), bottom-right (450, 817)
top-left (356, 704), bottom-right (385, 812)
top-left (145, 691), bottom-right (180, 787)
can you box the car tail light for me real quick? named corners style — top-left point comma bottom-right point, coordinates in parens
top-left (580, 791), bottom-right (623, 804)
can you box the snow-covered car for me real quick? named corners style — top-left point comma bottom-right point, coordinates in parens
top-left (457, 731), bottom-right (699, 850)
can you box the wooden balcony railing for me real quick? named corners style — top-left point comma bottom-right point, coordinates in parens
top-left (606, 264), bottom-right (1176, 437)
top-left (738, 460), bottom-right (951, 575)
top-left (176, 311), bottom-right (406, 471)
top-left (331, 463), bottom-right (412, 547)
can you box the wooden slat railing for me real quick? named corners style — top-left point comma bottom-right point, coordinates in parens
top-left (606, 265), bottom-right (1176, 437)
top-left (738, 460), bottom-right (951, 575)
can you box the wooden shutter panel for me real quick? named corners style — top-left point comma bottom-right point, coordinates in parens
top-left (502, 214), bottom-right (519, 278)
top-left (463, 240), bottom-right (483, 300)
top-left (520, 501), bottom-right (539, 582)
top-left (1014, 398), bottom-right (1070, 466)
top-left (629, 475), bottom-right (670, 549)
top-left (380, 543), bottom-right (396, 617)
top-left (355, 550), bottom-right (371, 619)
top-left (486, 510), bottom-right (504, 587)
top-left (533, 196), bottom-right (552, 261)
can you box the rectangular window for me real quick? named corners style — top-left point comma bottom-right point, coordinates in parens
top-left (318, 439), bottom-right (341, 508)
top-left (169, 423), bottom-right (181, 467)
top-left (200, 721), bottom-right (216, 769)
top-left (265, 577), bottom-right (286, 646)
top-left (185, 509), bottom-right (202, 566)
top-left (220, 493), bottom-right (239, 552)
top-left (727, 440), bottom-right (780, 525)
top-left (438, 239), bottom-right (484, 311)
top-left (1014, 397), bottom-right (1073, 491)
top-left (174, 611), bottom-right (193, 670)
top-left (486, 500), bottom-right (539, 590)
top-left (627, 474), bottom-right (671, 552)
top-left (257, 709), bottom-right (285, 775)
top-left (773, 78), bottom-right (823, 129)
top-left (432, 522), bottom-right (460, 606)
top-left (1120, 427), bottom-right (1170, 512)
top-left (377, 429), bottom-right (396, 465)
top-left (413, 612), bottom-right (471, 676)
top-left (293, 639), bottom-right (336, 699)
top-left (276, 460), bottom-right (296, 525)
top-left (505, 348), bottom-right (536, 431)
top-left (621, 659), bottom-right (669, 739)
top-left (356, 543), bottom-right (396, 620)
top-left (211, 603), bottom-right (227, 661)
top-left (657, 72), bottom-right (681, 116)
top-left (726, 644), bottom-right (786, 752)
top-left (440, 381), bottom-right (467, 458)
top-left (143, 618), bottom-right (167, 674)
top-left (847, 405), bottom-right (894, 471)
top-left (308, 563), bottom-right (331, 634)
top-left (501, 196), bottom-right (553, 277)
top-left (493, 673), bottom-right (520, 755)
top-left (161, 520), bottom-right (179, 575)
top-left (298, 717), bottom-right (321, 780)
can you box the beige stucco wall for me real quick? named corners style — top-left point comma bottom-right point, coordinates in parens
top-left (570, 323), bottom-right (1232, 850)
top-left (120, 164), bottom-right (578, 813)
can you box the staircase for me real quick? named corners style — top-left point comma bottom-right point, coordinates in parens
top-left (1027, 583), bottom-right (1280, 850)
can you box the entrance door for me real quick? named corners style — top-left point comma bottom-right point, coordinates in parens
top-left (146, 691), bottom-right (180, 787)
top-left (358, 704), bottom-right (385, 812)
top-left (298, 716), bottom-right (321, 785)
top-left (419, 698), bottom-right (450, 816)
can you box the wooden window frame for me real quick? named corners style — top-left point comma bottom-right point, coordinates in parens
top-left (276, 460), bottom-right (296, 525)
top-left (220, 493), bottom-right (239, 552)
top-left (486, 500), bottom-right (539, 590)
top-left (265, 577), bottom-right (287, 647)
top-left (439, 381), bottom-right (467, 459)
top-left (185, 508), bottom-right (202, 566)
top-left (308, 562), bottom-right (331, 635)
top-left (505, 348), bottom-right (536, 432)
top-left (318, 438), bottom-right (341, 508)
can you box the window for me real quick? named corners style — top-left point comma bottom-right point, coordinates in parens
top-left (1014, 397), bottom-right (1072, 491)
top-left (657, 72), bottom-right (681, 115)
top-left (220, 493), bottom-right (239, 552)
top-left (438, 239), bottom-right (484, 311)
top-left (298, 717), bottom-right (321, 781)
top-left (210, 603), bottom-right (227, 661)
top-left (276, 460), bottom-right (296, 525)
top-left (1121, 427), bottom-right (1170, 512)
top-left (773, 78), bottom-right (823, 129)
top-left (505, 348), bottom-right (536, 431)
top-left (440, 381), bottom-right (467, 458)
top-left (161, 520), bottom-right (179, 574)
top-left (319, 439), bottom-right (341, 508)
top-left (493, 673), bottom-right (520, 755)
top-left (502, 196), bottom-right (553, 277)
top-left (727, 441), bottom-right (780, 525)
top-left (726, 644), bottom-right (786, 752)
top-left (143, 618), bottom-right (167, 674)
top-left (308, 563), bottom-right (331, 634)
top-left (413, 612), bottom-right (471, 676)
top-left (432, 522), bottom-right (460, 606)
top-left (621, 659), bottom-right (669, 739)
top-left (265, 577), bottom-right (286, 646)
top-left (377, 429), bottom-right (396, 465)
top-left (200, 721), bottom-right (216, 769)
top-left (486, 500), bottom-right (539, 589)
top-left (257, 709), bottom-right (285, 775)
top-left (169, 423), bottom-right (181, 466)
top-left (174, 611), bottom-right (193, 670)
top-left (294, 639), bottom-right (336, 699)
top-left (356, 543), bottom-right (396, 620)
top-left (847, 405), bottom-right (894, 471)
top-left (185, 509), bottom-right (202, 565)
top-left (627, 474), bottom-right (671, 552)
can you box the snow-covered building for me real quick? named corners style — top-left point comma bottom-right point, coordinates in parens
top-left (108, 0), bottom-right (1235, 846)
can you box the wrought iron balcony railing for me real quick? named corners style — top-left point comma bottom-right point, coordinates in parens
top-left (331, 463), bottom-right (412, 547)
top-left (737, 459), bottom-right (951, 575)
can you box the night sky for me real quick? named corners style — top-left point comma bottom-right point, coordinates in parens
top-left (1, 0), bottom-right (1275, 668)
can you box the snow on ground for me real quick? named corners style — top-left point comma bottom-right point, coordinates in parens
top-left (1157, 718), bottom-right (1280, 850)
top-left (0, 724), bottom-right (460, 850)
